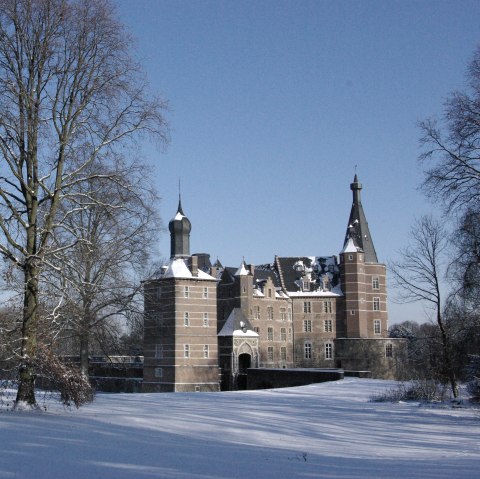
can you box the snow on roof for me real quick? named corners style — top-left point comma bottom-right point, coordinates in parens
top-left (173, 211), bottom-right (185, 221)
top-left (288, 284), bottom-right (343, 297)
top-left (158, 258), bottom-right (215, 280)
top-left (235, 262), bottom-right (249, 276)
top-left (218, 309), bottom-right (258, 337)
top-left (342, 237), bottom-right (359, 254)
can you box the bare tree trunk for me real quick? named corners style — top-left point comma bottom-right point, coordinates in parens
top-left (437, 309), bottom-right (458, 398)
top-left (16, 261), bottom-right (39, 405)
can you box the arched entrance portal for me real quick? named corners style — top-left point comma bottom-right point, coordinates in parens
top-left (237, 353), bottom-right (251, 390)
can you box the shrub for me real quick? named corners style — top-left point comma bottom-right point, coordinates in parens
top-left (370, 380), bottom-right (449, 403)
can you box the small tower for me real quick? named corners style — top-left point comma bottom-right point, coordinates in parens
top-left (168, 196), bottom-right (191, 258)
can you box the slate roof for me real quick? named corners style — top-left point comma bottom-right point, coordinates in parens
top-left (343, 174), bottom-right (378, 263)
top-left (218, 308), bottom-right (258, 337)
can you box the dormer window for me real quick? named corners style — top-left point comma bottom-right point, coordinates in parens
top-left (303, 281), bottom-right (309, 291)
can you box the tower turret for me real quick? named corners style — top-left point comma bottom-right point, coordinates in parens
top-left (168, 196), bottom-right (191, 258)
top-left (343, 174), bottom-right (378, 263)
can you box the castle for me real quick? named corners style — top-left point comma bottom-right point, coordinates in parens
top-left (142, 175), bottom-right (404, 392)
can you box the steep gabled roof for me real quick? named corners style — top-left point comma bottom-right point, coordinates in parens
top-left (218, 308), bottom-right (258, 337)
top-left (343, 174), bottom-right (378, 263)
top-left (275, 256), bottom-right (341, 294)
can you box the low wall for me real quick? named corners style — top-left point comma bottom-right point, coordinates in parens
top-left (246, 368), bottom-right (344, 390)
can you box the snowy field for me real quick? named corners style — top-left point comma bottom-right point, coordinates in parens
top-left (0, 378), bottom-right (479, 479)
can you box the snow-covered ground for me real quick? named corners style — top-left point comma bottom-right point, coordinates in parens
top-left (0, 378), bottom-right (479, 478)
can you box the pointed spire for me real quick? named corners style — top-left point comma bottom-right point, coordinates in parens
top-left (343, 174), bottom-right (378, 262)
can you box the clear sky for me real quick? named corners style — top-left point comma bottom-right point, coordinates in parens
top-left (115, 0), bottom-right (480, 325)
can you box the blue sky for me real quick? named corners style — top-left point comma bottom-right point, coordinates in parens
top-left (116, 0), bottom-right (480, 324)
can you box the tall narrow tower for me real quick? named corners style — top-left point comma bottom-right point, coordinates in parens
top-left (339, 175), bottom-right (387, 339)
top-left (169, 196), bottom-right (191, 258)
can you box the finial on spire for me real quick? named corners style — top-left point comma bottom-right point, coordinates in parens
top-left (177, 178), bottom-right (184, 215)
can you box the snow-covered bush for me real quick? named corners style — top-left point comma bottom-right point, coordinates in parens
top-left (370, 380), bottom-right (449, 403)
top-left (34, 345), bottom-right (94, 408)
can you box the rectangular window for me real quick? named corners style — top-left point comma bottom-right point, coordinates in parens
top-left (254, 306), bottom-right (260, 320)
top-left (155, 287), bottom-right (162, 300)
top-left (303, 320), bottom-right (312, 332)
top-left (184, 286), bottom-right (189, 298)
top-left (184, 344), bottom-right (190, 358)
top-left (267, 346), bottom-right (274, 361)
top-left (288, 308), bottom-right (292, 321)
top-left (324, 301), bottom-right (332, 313)
top-left (280, 327), bottom-right (287, 341)
top-left (373, 297), bottom-right (380, 311)
top-left (154, 367), bottom-right (163, 378)
top-left (268, 289), bottom-right (272, 298)
top-left (385, 343), bottom-right (393, 358)
top-left (303, 301), bottom-right (311, 313)
top-left (253, 327), bottom-right (260, 334)
top-left (304, 342), bottom-right (312, 359)
top-left (184, 312), bottom-right (189, 327)
top-left (203, 287), bottom-right (208, 299)
top-left (280, 308), bottom-right (286, 321)
top-left (267, 306), bottom-right (273, 320)
top-left (280, 346), bottom-right (287, 361)
top-left (267, 327), bottom-right (274, 341)
top-left (288, 328), bottom-right (292, 340)
top-left (155, 344), bottom-right (163, 359)
top-left (325, 343), bottom-right (333, 360)
top-left (324, 319), bottom-right (333, 333)
top-left (203, 312), bottom-right (209, 327)
top-left (372, 277), bottom-right (379, 289)
top-left (374, 319), bottom-right (381, 335)
top-left (303, 281), bottom-right (309, 291)
top-left (203, 345), bottom-right (209, 358)
top-left (350, 310), bottom-right (355, 315)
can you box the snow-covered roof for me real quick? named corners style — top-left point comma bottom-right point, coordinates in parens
top-left (218, 308), bottom-right (258, 337)
top-left (341, 237), bottom-right (360, 254)
top-left (235, 262), bottom-right (249, 276)
top-left (154, 258), bottom-right (216, 280)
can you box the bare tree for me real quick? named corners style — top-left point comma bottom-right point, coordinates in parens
top-left (0, 0), bottom-right (168, 406)
top-left (419, 45), bottom-right (480, 213)
top-left (390, 216), bottom-right (458, 397)
top-left (47, 158), bottom-right (160, 376)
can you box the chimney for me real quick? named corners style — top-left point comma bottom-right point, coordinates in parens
top-left (191, 255), bottom-right (198, 277)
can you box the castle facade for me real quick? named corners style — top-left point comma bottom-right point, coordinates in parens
top-left (143, 176), bottom-right (403, 392)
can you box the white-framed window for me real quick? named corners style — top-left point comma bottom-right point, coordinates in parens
top-left (203, 287), bottom-right (208, 299)
top-left (325, 343), bottom-right (333, 360)
top-left (373, 297), bottom-right (380, 311)
top-left (350, 310), bottom-right (355, 315)
top-left (303, 320), bottom-right (312, 332)
top-left (385, 343), bottom-right (393, 358)
top-left (304, 342), bottom-right (312, 359)
top-left (303, 281), bottom-right (309, 291)
top-left (267, 327), bottom-right (274, 341)
top-left (280, 308), bottom-right (286, 321)
top-left (324, 319), bottom-right (333, 333)
top-left (324, 301), bottom-right (332, 313)
top-left (155, 344), bottom-right (163, 359)
top-left (154, 367), bottom-right (163, 378)
top-left (267, 306), bottom-right (273, 320)
top-left (374, 319), bottom-right (381, 335)
top-left (184, 312), bottom-right (190, 327)
top-left (372, 276), bottom-right (379, 289)
top-left (280, 347), bottom-right (287, 361)
top-left (280, 327), bottom-right (287, 341)
top-left (203, 345), bottom-right (209, 358)
top-left (254, 306), bottom-right (260, 320)
top-left (267, 346), bottom-right (274, 361)
top-left (184, 286), bottom-right (189, 298)
top-left (184, 344), bottom-right (190, 358)
top-left (303, 301), bottom-right (311, 313)
top-left (203, 312), bottom-right (209, 327)
top-left (348, 254), bottom-right (353, 261)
